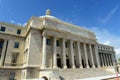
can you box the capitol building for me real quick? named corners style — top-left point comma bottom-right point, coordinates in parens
top-left (0, 10), bottom-right (117, 80)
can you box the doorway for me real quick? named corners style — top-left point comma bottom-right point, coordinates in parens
top-left (66, 58), bottom-right (70, 68)
top-left (0, 39), bottom-right (4, 59)
top-left (57, 58), bottom-right (62, 68)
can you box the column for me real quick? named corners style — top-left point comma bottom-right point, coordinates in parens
top-left (105, 54), bottom-right (109, 66)
top-left (109, 54), bottom-right (112, 66)
top-left (100, 53), bottom-right (104, 67)
top-left (70, 40), bottom-right (75, 68)
top-left (77, 42), bottom-right (83, 68)
top-left (62, 38), bottom-right (67, 68)
top-left (53, 37), bottom-right (57, 68)
top-left (83, 43), bottom-right (89, 68)
top-left (107, 54), bottom-right (110, 66)
top-left (94, 45), bottom-right (100, 67)
top-left (89, 44), bottom-right (95, 68)
top-left (111, 53), bottom-right (115, 66)
top-left (103, 53), bottom-right (107, 67)
top-left (41, 36), bottom-right (47, 69)
top-left (0, 40), bottom-right (7, 66)
top-left (110, 54), bottom-right (113, 66)
top-left (108, 54), bottom-right (111, 66)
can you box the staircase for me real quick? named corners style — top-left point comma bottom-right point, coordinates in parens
top-left (58, 68), bottom-right (114, 80)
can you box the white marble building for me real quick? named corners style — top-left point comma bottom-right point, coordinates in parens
top-left (0, 10), bottom-right (116, 80)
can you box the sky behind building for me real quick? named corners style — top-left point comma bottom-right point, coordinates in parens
top-left (0, 0), bottom-right (120, 58)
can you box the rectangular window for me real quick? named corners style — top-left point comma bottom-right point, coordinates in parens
top-left (0, 26), bottom-right (6, 32)
top-left (11, 54), bottom-right (18, 66)
top-left (17, 29), bottom-right (21, 34)
top-left (56, 40), bottom-right (60, 47)
top-left (46, 38), bottom-right (51, 45)
top-left (9, 72), bottom-right (15, 80)
top-left (14, 42), bottom-right (19, 48)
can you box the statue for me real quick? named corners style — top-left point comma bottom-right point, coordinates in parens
top-left (46, 9), bottom-right (51, 15)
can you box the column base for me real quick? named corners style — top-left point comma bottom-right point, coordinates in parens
top-left (63, 65), bottom-right (67, 69)
top-left (41, 65), bottom-right (46, 69)
top-left (92, 65), bottom-right (95, 68)
top-left (86, 65), bottom-right (89, 68)
top-left (72, 65), bottom-right (76, 68)
top-left (53, 66), bottom-right (58, 68)
top-left (79, 65), bottom-right (83, 68)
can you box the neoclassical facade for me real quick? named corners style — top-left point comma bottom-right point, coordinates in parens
top-left (0, 10), bottom-right (116, 80)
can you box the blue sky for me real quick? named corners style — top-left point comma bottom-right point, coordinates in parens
top-left (0, 0), bottom-right (120, 58)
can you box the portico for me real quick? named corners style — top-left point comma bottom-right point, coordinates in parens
top-left (41, 29), bottom-right (100, 69)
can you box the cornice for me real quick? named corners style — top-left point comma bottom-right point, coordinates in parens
top-left (0, 22), bottom-right (24, 29)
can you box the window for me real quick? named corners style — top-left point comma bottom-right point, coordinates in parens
top-left (65, 41), bottom-right (68, 48)
top-left (56, 40), bottom-right (60, 47)
top-left (14, 42), bottom-right (19, 48)
top-left (46, 38), bottom-right (51, 45)
top-left (11, 54), bottom-right (18, 66)
top-left (0, 26), bottom-right (6, 32)
top-left (17, 29), bottom-right (21, 34)
top-left (9, 72), bottom-right (15, 80)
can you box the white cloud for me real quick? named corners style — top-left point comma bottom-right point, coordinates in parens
top-left (100, 5), bottom-right (119, 24)
top-left (88, 27), bottom-right (120, 59)
top-left (103, 40), bottom-right (111, 45)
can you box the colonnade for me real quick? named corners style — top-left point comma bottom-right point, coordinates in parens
top-left (41, 35), bottom-right (100, 69)
top-left (99, 53), bottom-right (114, 67)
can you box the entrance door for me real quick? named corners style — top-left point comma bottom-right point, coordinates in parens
top-left (66, 59), bottom-right (70, 68)
top-left (57, 58), bottom-right (62, 68)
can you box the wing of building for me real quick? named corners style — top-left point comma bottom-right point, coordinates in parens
top-left (0, 10), bottom-right (117, 80)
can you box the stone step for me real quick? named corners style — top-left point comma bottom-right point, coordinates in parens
top-left (58, 68), bottom-right (114, 80)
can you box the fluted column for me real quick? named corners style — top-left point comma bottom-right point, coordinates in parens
top-left (41, 36), bottom-right (47, 69)
top-left (0, 40), bottom-right (7, 66)
top-left (53, 37), bottom-right (57, 68)
top-left (62, 38), bottom-right (67, 68)
top-left (83, 43), bottom-right (89, 68)
top-left (77, 42), bottom-right (83, 68)
top-left (94, 45), bottom-right (100, 67)
top-left (89, 44), bottom-right (95, 68)
top-left (70, 40), bottom-right (75, 68)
